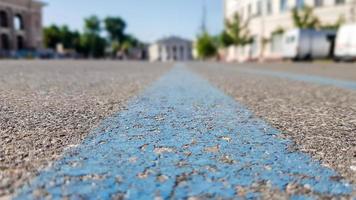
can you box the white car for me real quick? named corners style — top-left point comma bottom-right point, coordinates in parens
top-left (283, 29), bottom-right (336, 61)
top-left (334, 24), bottom-right (356, 61)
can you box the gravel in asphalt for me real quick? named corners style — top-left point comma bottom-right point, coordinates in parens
top-left (1, 61), bottom-right (356, 199)
top-left (14, 65), bottom-right (353, 200)
top-left (239, 62), bottom-right (356, 81)
top-left (0, 61), bottom-right (171, 198)
top-left (190, 62), bottom-right (356, 189)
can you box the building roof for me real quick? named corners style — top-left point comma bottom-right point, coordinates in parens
top-left (0, 0), bottom-right (47, 7)
top-left (155, 36), bottom-right (192, 45)
top-left (34, 0), bottom-right (47, 6)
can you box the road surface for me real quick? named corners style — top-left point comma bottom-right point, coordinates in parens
top-left (0, 61), bottom-right (355, 199)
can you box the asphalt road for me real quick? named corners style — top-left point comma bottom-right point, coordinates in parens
top-left (0, 61), bottom-right (355, 199)
top-left (0, 61), bottom-right (171, 198)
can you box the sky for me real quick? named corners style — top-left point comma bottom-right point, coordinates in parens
top-left (43, 0), bottom-right (224, 43)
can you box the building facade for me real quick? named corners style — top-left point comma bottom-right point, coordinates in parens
top-left (149, 36), bottom-right (193, 62)
top-left (0, 0), bottom-right (45, 55)
top-left (224, 0), bottom-right (356, 61)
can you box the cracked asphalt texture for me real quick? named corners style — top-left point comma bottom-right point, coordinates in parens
top-left (0, 61), bottom-right (171, 198)
top-left (189, 62), bottom-right (356, 189)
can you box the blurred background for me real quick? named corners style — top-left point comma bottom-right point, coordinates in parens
top-left (0, 0), bottom-right (355, 62)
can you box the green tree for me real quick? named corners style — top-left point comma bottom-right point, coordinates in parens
top-left (84, 15), bottom-right (101, 35)
top-left (292, 6), bottom-right (320, 29)
top-left (80, 33), bottom-right (106, 58)
top-left (103, 17), bottom-right (143, 57)
top-left (196, 32), bottom-right (217, 59)
top-left (44, 25), bottom-right (82, 52)
top-left (320, 16), bottom-right (345, 30)
top-left (81, 15), bottom-right (106, 58)
top-left (44, 15), bottom-right (142, 59)
top-left (43, 25), bottom-right (61, 49)
top-left (70, 30), bottom-right (82, 52)
top-left (271, 27), bottom-right (285, 36)
top-left (224, 13), bottom-right (252, 46)
top-left (59, 26), bottom-right (72, 48)
top-left (124, 34), bottom-right (141, 48)
top-left (104, 17), bottom-right (126, 42)
top-left (218, 30), bottom-right (234, 48)
top-left (59, 26), bottom-right (82, 51)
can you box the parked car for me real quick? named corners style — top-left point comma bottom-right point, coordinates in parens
top-left (334, 24), bottom-right (356, 61)
top-left (282, 29), bottom-right (336, 61)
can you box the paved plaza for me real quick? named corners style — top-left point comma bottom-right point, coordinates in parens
top-left (0, 61), bottom-right (355, 199)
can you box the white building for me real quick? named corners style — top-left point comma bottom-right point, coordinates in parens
top-left (149, 36), bottom-right (193, 62)
top-left (224, 0), bottom-right (356, 62)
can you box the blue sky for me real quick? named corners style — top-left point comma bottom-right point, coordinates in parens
top-left (43, 0), bottom-right (224, 42)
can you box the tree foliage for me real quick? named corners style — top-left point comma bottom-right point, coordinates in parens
top-left (320, 16), bottom-right (345, 30)
top-left (223, 13), bottom-right (252, 46)
top-left (43, 25), bottom-right (61, 49)
top-left (271, 27), bottom-right (285, 36)
top-left (60, 26), bottom-right (81, 50)
top-left (104, 17), bottom-right (141, 56)
top-left (195, 13), bottom-right (252, 58)
top-left (196, 32), bottom-right (217, 59)
top-left (292, 6), bottom-right (345, 30)
top-left (104, 17), bottom-right (126, 42)
top-left (80, 33), bottom-right (106, 58)
top-left (43, 25), bottom-right (81, 51)
top-left (292, 6), bottom-right (320, 29)
top-left (84, 15), bottom-right (101, 35)
top-left (43, 15), bottom-right (142, 58)
top-left (82, 15), bottom-right (106, 58)
top-left (218, 30), bottom-right (234, 48)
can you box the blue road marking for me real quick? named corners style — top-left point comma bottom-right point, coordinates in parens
top-left (238, 68), bottom-right (356, 90)
top-left (15, 65), bottom-right (353, 199)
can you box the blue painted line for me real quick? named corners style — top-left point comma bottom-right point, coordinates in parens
top-left (15, 65), bottom-right (353, 199)
top-left (238, 68), bottom-right (356, 90)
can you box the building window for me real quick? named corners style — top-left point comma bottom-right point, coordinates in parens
top-left (166, 46), bottom-right (169, 54)
top-left (296, 0), bottom-right (305, 9)
top-left (180, 46), bottom-right (184, 59)
top-left (286, 36), bottom-right (296, 44)
top-left (14, 14), bottom-right (24, 30)
top-left (17, 35), bottom-right (24, 50)
top-left (0, 11), bottom-right (8, 28)
top-left (172, 46), bottom-right (177, 61)
top-left (335, 0), bottom-right (345, 4)
top-left (280, 0), bottom-right (288, 12)
top-left (314, 0), bottom-right (324, 7)
top-left (256, 1), bottom-right (262, 16)
top-left (267, 0), bottom-right (273, 15)
top-left (1, 34), bottom-right (10, 50)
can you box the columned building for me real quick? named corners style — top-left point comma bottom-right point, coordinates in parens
top-left (224, 0), bottom-right (356, 61)
top-left (149, 36), bottom-right (193, 62)
top-left (0, 0), bottom-right (45, 54)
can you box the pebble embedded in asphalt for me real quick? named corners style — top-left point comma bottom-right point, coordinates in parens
top-left (190, 63), bottom-right (356, 188)
top-left (1, 61), bottom-right (356, 199)
top-left (14, 66), bottom-right (353, 199)
top-left (0, 61), bottom-right (171, 197)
